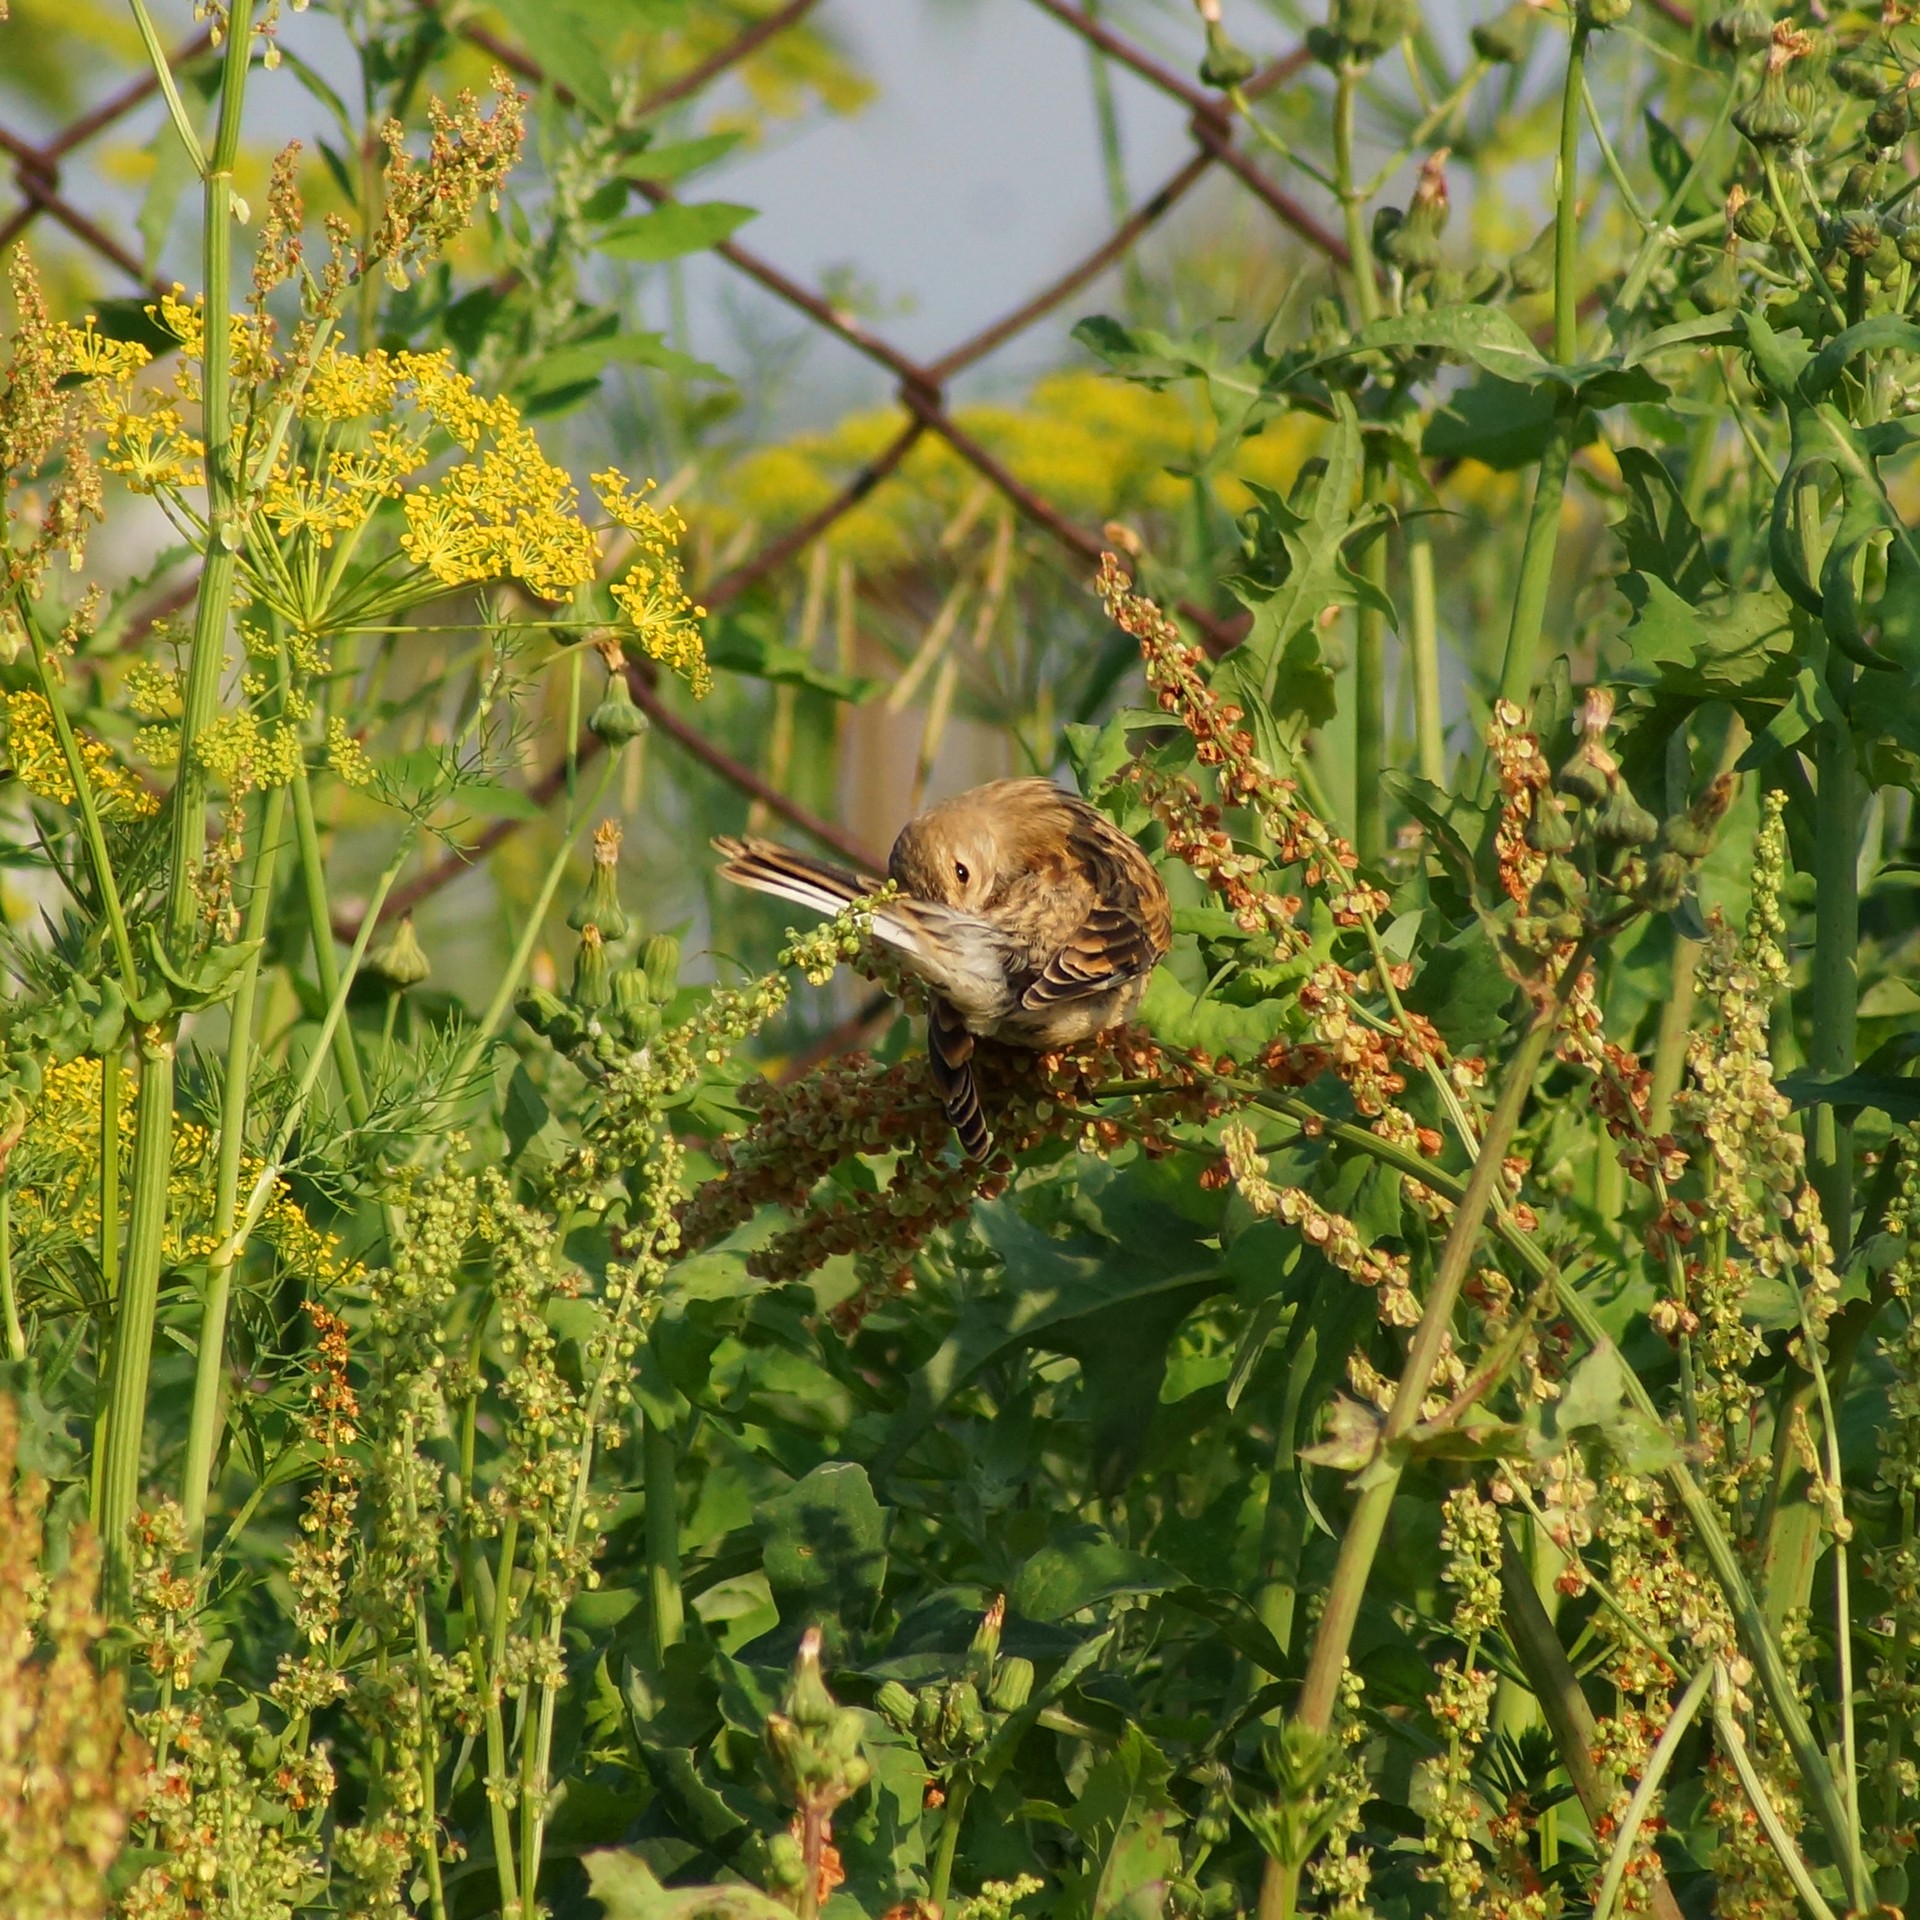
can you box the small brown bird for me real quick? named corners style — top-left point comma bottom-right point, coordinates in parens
top-left (715, 777), bottom-right (1171, 1157)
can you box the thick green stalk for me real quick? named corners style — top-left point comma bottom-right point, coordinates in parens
top-left (1353, 455), bottom-right (1390, 865)
top-left (97, 1034), bottom-right (175, 1610)
top-left (290, 759), bottom-right (372, 1129)
top-left (99, 1048), bottom-right (121, 1297)
top-left (103, 0), bottom-right (256, 1620)
top-left (181, 782), bottom-right (288, 1554)
top-left (0, 1181), bottom-right (21, 1360)
top-left (928, 1775), bottom-right (974, 1913)
top-left (1406, 519), bottom-right (1445, 785)
top-left (1332, 66), bottom-right (1380, 327)
top-left (1258, 969), bottom-right (1576, 1920)
top-left (645, 1416), bottom-right (685, 1667)
top-left (483, 1511), bottom-right (523, 1916)
top-left (1486, 20), bottom-right (1587, 739)
top-left (1809, 666), bottom-right (1859, 1264)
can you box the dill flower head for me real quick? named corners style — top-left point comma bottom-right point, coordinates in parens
top-left (593, 471), bottom-right (711, 695)
top-left (3, 689), bottom-right (157, 819)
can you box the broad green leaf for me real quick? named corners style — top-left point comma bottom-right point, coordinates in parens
top-left (582, 1850), bottom-right (790, 1920)
top-left (1061, 1725), bottom-right (1180, 1920)
top-left (1615, 449), bottom-right (1718, 600)
top-left (596, 202), bottom-right (758, 263)
top-left (519, 331), bottom-right (729, 395)
top-left (1422, 376), bottom-right (1562, 470)
top-left (1012, 1531), bottom-right (1182, 1621)
top-left (621, 132), bottom-right (745, 182)
top-left (1617, 578), bottom-right (1795, 697)
top-left (1776, 1070), bottom-right (1920, 1121)
top-left (754, 1461), bottom-right (888, 1632)
top-left (1351, 305), bottom-right (1548, 384)
top-left (707, 610), bottom-right (876, 702)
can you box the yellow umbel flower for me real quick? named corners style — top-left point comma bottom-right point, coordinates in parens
top-left (3, 690), bottom-right (157, 819)
top-left (593, 470), bottom-right (710, 695)
top-left (326, 716), bottom-right (374, 789)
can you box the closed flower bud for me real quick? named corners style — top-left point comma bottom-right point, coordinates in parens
top-left (572, 923), bottom-right (610, 1010)
top-left (1526, 797), bottom-right (1576, 853)
top-left (516, 986), bottom-right (570, 1037)
top-left (1638, 849), bottom-right (1690, 910)
top-left (1709, 0), bottom-right (1773, 52)
top-left (1554, 749), bottom-right (1614, 807)
top-left (1837, 162), bottom-right (1881, 211)
top-left (967, 1595), bottom-right (1006, 1674)
top-left (1690, 243), bottom-right (1743, 311)
top-left (1200, 20), bottom-right (1257, 87)
top-left (1509, 221), bottom-right (1557, 295)
top-left (766, 1830), bottom-right (807, 1892)
top-left (641, 932), bottom-right (682, 1000)
top-left (367, 913), bottom-right (431, 988)
top-left (1899, 221), bottom-right (1920, 265)
top-left (874, 1681), bottom-right (917, 1732)
top-left (1731, 190), bottom-right (1778, 243)
top-left (1835, 209), bottom-right (1884, 259)
top-left (1579, 0), bottom-right (1630, 28)
top-left (1832, 52), bottom-right (1892, 100)
top-left (1471, 2), bottom-right (1536, 64)
top-left (783, 1627), bottom-right (839, 1729)
top-left (1869, 90), bottom-right (1911, 147)
top-left (569, 819), bottom-right (631, 940)
top-left (989, 1656), bottom-right (1035, 1714)
top-left (1734, 75), bottom-right (1807, 149)
top-left (1595, 785), bottom-right (1659, 847)
top-left (590, 642), bottom-right (650, 746)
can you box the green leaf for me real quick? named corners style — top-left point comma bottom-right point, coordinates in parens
top-left (754, 1461), bottom-right (889, 1633)
top-left (1617, 578), bottom-right (1795, 697)
top-left (1615, 448), bottom-right (1718, 599)
top-left (491, 0), bottom-right (690, 117)
top-left (1422, 376), bottom-right (1563, 470)
top-left (582, 1850), bottom-right (791, 1920)
top-left (519, 331), bottom-right (729, 395)
top-left (1061, 1725), bottom-right (1180, 1920)
top-left (620, 132), bottom-right (745, 182)
top-left (1013, 1531), bottom-right (1182, 1621)
top-left (706, 611), bottom-right (876, 702)
top-left (1776, 1069), bottom-right (1920, 1121)
top-left (1350, 306), bottom-right (1548, 384)
top-left (596, 202), bottom-right (758, 262)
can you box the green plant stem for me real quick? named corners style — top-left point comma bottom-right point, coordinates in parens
top-left (1592, 1666), bottom-right (1711, 1920)
top-left (1552, 21), bottom-right (1588, 367)
top-left (1406, 517), bottom-right (1445, 785)
top-left (1333, 66), bottom-right (1380, 327)
top-left (645, 1414), bottom-right (685, 1668)
top-left (929, 1774), bottom-right (974, 1912)
top-left (483, 1510), bottom-right (523, 1917)
top-left (182, 782), bottom-right (288, 1556)
top-left (101, 0), bottom-right (255, 1623)
top-left (97, 1033), bottom-right (175, 1612)
top-left (1809, 664), bottom-right (1859, 1265)
top-left (1258, 960), bottom-right (1580, 1920)
top-left (291, 757), bottom-right (372, 1129)
top-left (0, 1181), bottom-right (21, 1361)
top-left (1353, 452), bottom-right (1390, 865)
top-left (100, 1047), bottom-right (121, 1298)
top-left (1711, 1667), bottom-right (1842, 1920)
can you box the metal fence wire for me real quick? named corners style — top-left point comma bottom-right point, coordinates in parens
top-left (0, 0), bottom-right (1691, 917)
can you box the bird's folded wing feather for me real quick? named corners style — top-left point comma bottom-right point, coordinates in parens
top-left (712, 836), bottom-right (928, 959)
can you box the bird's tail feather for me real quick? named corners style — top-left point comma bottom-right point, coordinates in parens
top-left (712, 837), bottom-right (925, 959)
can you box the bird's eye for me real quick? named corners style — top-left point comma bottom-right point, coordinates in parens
top-left (953, 860), bottom-right (970, 886)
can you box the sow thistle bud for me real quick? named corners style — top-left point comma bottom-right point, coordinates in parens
top-left (571, 923), bottom-right (610, 1011)
top-left (1526, 795), bottom-right (1576, 854)
top-left (989, 1656), bottom-right (1035, 1714)
top-left (611, 967), bottom-right (662, 1046)
top-left (516, 985), bottom-right (582, 1050)
top-left (1471, 2), bottom-right (1536, 64)
top-left (874, 1681), bottom-right (917, 1732)
top-left (1690, 241), bottom-right (1743, 312)
top-left (766, 1629), bottom-right (872, 1806)
top-left (1735, 60), bottom-right (1808, 149)
top-left (1509, 220), bottom-right (1557, 295)
top-left (1832, 51), bottom-right (1893, 100)
top-left (589, 639), bottom-right (649, 746)
top-left (1870, 89), bottom-right (1912, 149)
top-left (1708, 0), bottom-right (1773, 53)
top-left (641, 932), bottom-right (682, 1000)
top-left (1309, 0), bottom-right (1418, 67)
top-left (1554, 745), bottom-right (1615, 808)
top-left (1377, 151), bottom-right (1450, 275)
top-left (1578, 0), bottom-right (1630, 29)
top-left (366, 914), bottom-right (430, 989)
top-left (1200, 20), bottom-right (1257, 87)
top-left (569, 819), bottom-right (631, 941)
top-left (1595, 784), bottom-right (1659, 848)
top-left (1728, 184), bottom-right (1778, 243)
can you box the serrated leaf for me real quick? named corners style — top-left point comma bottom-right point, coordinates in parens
top-left (1350, 306), bottom-right (1549, 384)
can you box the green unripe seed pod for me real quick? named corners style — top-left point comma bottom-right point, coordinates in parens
top-left (1732, 193), bottom-right (1777, 243)
top-left (1526, 797), bottom-right (1576, 854)
top-left (572, 923), bottom-right (610, 1011)
top-left (516, 986), bottom-right (569, 1037)
top-left (1833, 53), bottom-right (1892, 101)
top-left (1734, 77), bottom-right (1807, 149)
top-left (1554, 749), bottom-right (1613, 807)
top-left (1690, 244), bottom-right (1743, 312)
top-left (588, 670), bottom-right (649, 747)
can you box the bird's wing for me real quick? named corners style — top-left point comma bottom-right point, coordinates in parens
top-left (712, 837), bottom-right (930, 959)
top-left (1016, 812), bottom-right (1172, 1013)
top-left (927, 993), bottom-right (992, 1160)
